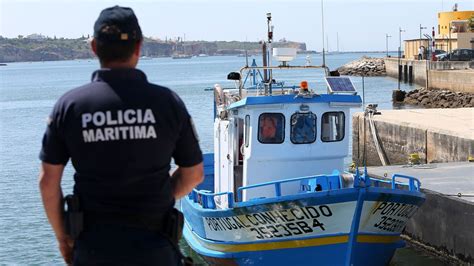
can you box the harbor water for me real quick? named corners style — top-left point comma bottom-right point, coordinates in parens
top-left (0, 54), bottom-right (447, 265)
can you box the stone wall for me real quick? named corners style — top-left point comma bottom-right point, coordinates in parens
top-left (429, 70), bottom-right (474, 93)
top-left (336, 57), bottom-right (385, 76)
top-left (405, 189), bottom-right (474, 263)
top-left (427, 131), bottom-right (474, 163)
top-left (384, 58), bottom-right (474, 93)
top-left (352, 115), bottom-right (427, 166)
top-left (352, 111), bottom-right (474, 166)
top-left (404, 88), bottom-right (474, 108)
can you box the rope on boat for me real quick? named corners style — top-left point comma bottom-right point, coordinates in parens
top-left (401, 164), bottom-right (437, 169)
top-left (443, 193), bottom-right (474, 198)
top-left (366, 110), bottom-right (389, 166)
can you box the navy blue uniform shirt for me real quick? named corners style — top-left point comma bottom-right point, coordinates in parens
top-left (40, 68), bottom-right (203, 214)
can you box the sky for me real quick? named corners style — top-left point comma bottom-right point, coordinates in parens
top-left (1, 0), bottom-right (473, 51)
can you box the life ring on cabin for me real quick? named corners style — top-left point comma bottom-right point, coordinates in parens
top-left (240, 142), bottom-right (245, 160)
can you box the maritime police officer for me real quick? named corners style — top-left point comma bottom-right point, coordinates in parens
top-left (38, 6), bottom-right (203, 265)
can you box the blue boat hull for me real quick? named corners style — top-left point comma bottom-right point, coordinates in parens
top-left (182, 186), bottom-right (424, 266)
top-left (184, 223), bottom-right (405, 266)
top-left (182, 154), bottom-right (425, 265)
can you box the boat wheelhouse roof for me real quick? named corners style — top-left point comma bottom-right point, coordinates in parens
top-left (227, 94), bottom-right (362, 110)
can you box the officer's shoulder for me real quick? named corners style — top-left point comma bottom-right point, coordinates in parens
top-left (147, 83), bottom-right (185, 106)
top-left (58, 82), bottom-right (104, 102)
top-left (52, 83), bottom-right (98, 110)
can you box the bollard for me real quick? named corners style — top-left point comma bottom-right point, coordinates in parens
top-left (408, 65), bottom-right (413, 84)
top-left (403, 65), bottom-right (408, 83)
top-left (392, 89), bottom-right (406, 102)
top-left (398, 65), bottom-right (402, 81)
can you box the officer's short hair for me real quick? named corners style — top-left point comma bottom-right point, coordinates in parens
top-left (93, 6), bottom-right (143, 63)
top-left (95, 40), bottom-right (140, 63)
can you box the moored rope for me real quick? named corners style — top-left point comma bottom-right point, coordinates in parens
top-left (365, 106), bottom-right (389, 166)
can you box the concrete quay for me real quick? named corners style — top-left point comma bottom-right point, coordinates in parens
top-left (352, 108), bottom-right (474, 166)
top-left (384, 58), bottom-right (474, 93)
top-left (367, 162), bottom-right (474, 264)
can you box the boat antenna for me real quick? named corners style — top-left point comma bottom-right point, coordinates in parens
top-left (326, 34), bottom-right (329, 53)
top-left (245, 36), bottom-right (249, 67)
top-left (262, 41), bottom-right (268, 84)
top-left (245, 50), bottom-right (249, 67)
top-left (266, 12), bottom-right (274, 95)
top-left (267, 13), bottom-right (273, 64)
top-left (321, 0), bottom-right (326, 67)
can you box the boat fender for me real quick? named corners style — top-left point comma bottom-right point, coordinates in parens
top-left (214, 84), bottom-right (224, 106)
top-left (219, 110), bottom-right (228, 120)
top-left (340, 173), bottom-right (354, 188)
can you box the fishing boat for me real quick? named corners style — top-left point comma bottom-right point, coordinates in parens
top-left (172, 54), bottom-right (193, 59)
top-left (182, 14), bottom-right (425, 266)
top-left (172, 36), bottom-right (193, 59)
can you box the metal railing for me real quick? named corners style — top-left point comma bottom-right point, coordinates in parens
top-left (365, 174), bottom-right (421, 192)
top-left (189, 173), bottom-right (421, 210)
top-left (189, 189), bottom-right (234, 209)
top-left (237, 174), bottom-right (339, 202)
top-left (237, 65), bottom-right (330, 97)
top-left (391, 174), bottom-right (421, 192)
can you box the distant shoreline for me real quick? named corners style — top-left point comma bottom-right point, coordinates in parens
top-left (0, 36), bottom-right (399, 64)
top-left (0, 51), bottom-right (397, 65)
top-left (0, 37), bottom-right (306, 63)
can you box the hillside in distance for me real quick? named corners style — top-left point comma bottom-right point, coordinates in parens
top-left (0, 36), bottom-right (307, 62)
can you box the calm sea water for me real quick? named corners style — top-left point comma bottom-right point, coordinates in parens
top-left (0, 54), bottom-right (446, 265)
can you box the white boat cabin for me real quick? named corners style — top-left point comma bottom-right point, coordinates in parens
top-left (213, 72), bottom-right (362, 207)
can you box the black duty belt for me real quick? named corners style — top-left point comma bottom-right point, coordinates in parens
top-left (84, 211), bottom-right (166, 232)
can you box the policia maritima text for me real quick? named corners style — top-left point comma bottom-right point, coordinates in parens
top-left (39, 6), bottom-right (204, 265)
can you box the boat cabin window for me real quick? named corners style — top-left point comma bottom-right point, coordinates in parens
top-left (258, 113), bottom-right (285, 144)
top-left (321, 112), bottom-right (345, 142)
top-left (244, 115), bottom-right (250, 147)
top-left (290, 112), bottom-right (317, 144)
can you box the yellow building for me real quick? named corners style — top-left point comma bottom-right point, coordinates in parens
top-left (437, 10), bottom-right (474, 53)
top-left (402, 9), bottom-right (474, 59)
top-left (438, 11), bottom-right (474, 35)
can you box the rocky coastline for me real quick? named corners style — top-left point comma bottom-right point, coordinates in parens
top-left (0, 37), bottom-right (306, 63)
top-left (336, 56), bottom-right (385, 76)
top-left (404, 87), bottom-right (474, 108)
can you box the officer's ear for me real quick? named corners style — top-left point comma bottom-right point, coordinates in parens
top-left (91, 38), bottom-right (98, 56)
top-left (134, 40), bottom-right (142, 57)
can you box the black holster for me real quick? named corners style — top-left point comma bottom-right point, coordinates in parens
top-left (161, 208), bottom-right (193, 266)
top-left (161, 208), bottom-right (184, 245)
top-left (64, 194), bottom-right (83, 240)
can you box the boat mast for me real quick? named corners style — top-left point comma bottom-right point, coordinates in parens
top-left (321, 0), bottom-right (326, 67)
top-left (326, 34), bottom-right (329, 53)
top-left (245, 36), bottom-right (249, 67)
top-left (266, 13), bottom-right (274, 95)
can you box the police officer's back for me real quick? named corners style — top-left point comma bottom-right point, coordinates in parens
top-left (38, 6), bottom-right (204, 265)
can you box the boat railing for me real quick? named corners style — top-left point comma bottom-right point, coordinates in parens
top-left (237, 65), bottom-right (329, 98)
top-left (390, 174), bottom-right (421, 191)
top-left (237, 174), bottom-right (340, 202)
top-left (367, 174), bottom-right (421, 192)
top-left (189, 189), bottom-right (234, 209)
top-left (188, 173), bottom-right (421, 210)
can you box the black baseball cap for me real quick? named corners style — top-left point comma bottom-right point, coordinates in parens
top-left (93, 6), bottom-right (143, 42)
